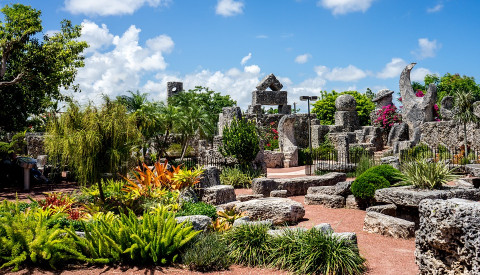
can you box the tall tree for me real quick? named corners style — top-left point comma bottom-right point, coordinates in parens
top-left (423, 73), bottom-right (480, 104)
top-left (453, 90), bottom-right (478, 158)
top-left (0, 4), bottom-right (87, 131)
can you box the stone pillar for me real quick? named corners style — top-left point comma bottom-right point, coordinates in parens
top-left (334, 94), bottom-right (359, 132)
top-left (337, 134), bottom-right (350, 163)
top-left (167, 82), bottom-right (183, 98)
top-left (217, 106), bottom-right (242, 136)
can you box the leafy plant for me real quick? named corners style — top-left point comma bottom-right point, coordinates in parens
top-left (176, 202), bottom-right (218, 220)
top-left (221, 118), bottom-right (260, 168)
top-left (373, 104), bottom-right (401, 137)
top-left (267, 228), bottom-right (366, 275)
top-left (363, 165), bottom-right (402, 184)
top-left (181, 232), bottom-right (231, 271)
top-left (173, 167), bottom-right (204, 190)
top-left (353, 154), bottom-right (376, 177)
top-left (400, 159), bottom-right (458, 189)
top-left (263, 121), bottom-right (279, 151)
top-left (351, 171), bottom-right (390, 199)
top-left (220, 166), bottom-right (253, 188)
top-left (68, 207), bottom-right (200, 265)
top-left (38, 192), bottom-right (84, 220)
top-left (212, 207), bottom-right (246, 232)
top-left (453, 90), bottom-right (479, 159)
top-left (224, 223), bottom-right (271, 267)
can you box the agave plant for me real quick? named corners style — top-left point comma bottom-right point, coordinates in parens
top-left (400, 158), bottom-right (458, 189)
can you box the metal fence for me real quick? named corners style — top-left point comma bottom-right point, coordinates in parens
top-left (399, 145), bottom-right (478, 171)
top-left (304, 150), bottom-right (377, 176)
top-left (168, 156), bottom-right (232, 171)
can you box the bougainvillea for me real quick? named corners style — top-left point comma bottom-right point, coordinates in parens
top-left (373, 104), bottom-right (401, 134)
top-left (264, 121), bottom-right (279, 151)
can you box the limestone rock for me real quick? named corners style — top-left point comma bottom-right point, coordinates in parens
top-left (313, 223), bottom-right (333, 233)
top-left (256, 73), bottom-right (283, 91)
top-left (307, 181), bottom-right (352, 197)
top-left (201, 185), bottom-right (236, 205)
top-left (264, 150), bottom-right (284, 168)
top-left (416, 199), bottom-right (480, 274)
top-left (217, 107), bottom-right (242, 136)
top-left (270, 190), bottom-right (288, 198)
top-left (380, 156), bottom-right (400, 170)
top-left (236, 194), bottom-right (264, 202)
top-left (375, 186), bottom-right (480, 208)
top-left (304, 194), bottom-right (345, 208)
top-left (333, 232), bottom-right (358, 245)
top-left (474, 101), bottom-right (480, 119)
top-left (335, 94), bottom-right (356, 111)
top-left (252, 90), bottom-right (288, 106)
top-left (267, 227), bottom-right (307, 237)
top-left (252, 172), bottom-right (347, 197)
top-left (346, 195), bottom-right (361, 209)
top-left (440, 96), bottom-right (454, 121)
top-left (175, 215), bottom-right (212, 231)
top-left (234, 198), bottom-right (305, 225)
top-left (363, 211), bottom-right (415, 239)
top-left (233, 218), bottom-right (273, 228)
top-left (366, 204), bottom-right (397, 217)
top-left (179, 187), bottom-right (198, 204)
top-left (387, 123), bottom-right (409, 146)
top-left (372, 89), bottom-right (394, 107)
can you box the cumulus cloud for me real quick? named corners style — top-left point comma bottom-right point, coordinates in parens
top-left (244, 65), bottom-right (260, 74)
top-left (411, 68), bottom-right (433, 82)
top-left (427, 4), bottom-right (443, 13)
top-left (318, 0), bottom-right (375, 15)
top-left (241, 53), bottom-right (252, 65)
top-left (73, 21), bottom-right (174, 103)
top-left (216, 0), bottom-right (244, 17)
top-left (377, 58), bottom-right (407, 79)
top-left (65, 0), bottom-right (170, 16)
top-left (315, 64), bottom-right (367, 82)
top-left (295, 54), bottom-right (312, 64)
top-left (412, 38), bottom-right (440, 59)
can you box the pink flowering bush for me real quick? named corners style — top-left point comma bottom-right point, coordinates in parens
top-left (373, 104), bottom-right (401, 133)
top-left (264, 121), bottom-right (279, 151)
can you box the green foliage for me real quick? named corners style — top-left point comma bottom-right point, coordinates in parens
top-left (299, 138), bottom-right (337, 165)
top-left (166, 143), bottom-right (194, 157)
top-left (401, 143), bottom-right (434, 161)
top-left (0, 202), bottom-right (92, 271)
top-left (220, 166), bottom-right (254, 188)
top-left (181, 232), bottom-right (232, 271)
top-left (68, 207), bottom-right (200, 265)
top-left (0, 4), bottom-right (88, 131)
top-left (45, 100), bottom-right (142, 187)
top-left (363, 165), bottom-right (402, 184)
top-left (453, 90), bottom-right (479, 158)
top-left (423, 73), bottom-right (480, 104)
top-left (221, 118), bottom-right (260, 167)
top-left (312, 90), bottom-right (375, 126)
top-left (224, 223), bottom-right (271, 267)
top-left (351, 171), bottom-right (390, 199)
top-left (176, 202), bottom-right (218, 220)
top-left (400, 159), bottom-right (458, 189)
top-left (0, 131), bottom-right (26, 158)
top-left (353, 154), bottom-right (377, 177)
top-left (267, 228), bottom-right (366, 275)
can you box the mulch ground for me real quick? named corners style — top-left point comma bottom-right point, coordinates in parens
top-left (1, 171), bottom-right (418, 275)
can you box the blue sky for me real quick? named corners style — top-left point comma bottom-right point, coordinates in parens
top-left (3, 0), bottom-right (480, 111)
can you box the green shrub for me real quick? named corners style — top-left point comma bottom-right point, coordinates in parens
top-left (0, 202), bottom-right (94, 271)
top-left (48, 217), bottom-right (86, 231)
top-left (68, 207), bottom-right (199, 265)
top-left (176, 202), bottom-right (218, 220)
top-left (224, 223), bottom-right (271, 267)
top-left (400, 159), bottom-right (458, 189)
top-left (220, 167), bottom-right (252, 188)
top-left (268, 228), bottom-right (366, 275)
top-left (364, 165), bottom-right (402, 184)
top-left (220, 118), bottom-right (260, 168)
top-left (351, 172), bottom-right (390, 199)
top-left (181, 232), bottom-right (231, 271)
top-left (349, 146), bottom-right (370, 163)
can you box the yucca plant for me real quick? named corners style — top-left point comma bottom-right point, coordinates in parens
top-left (68, 206), bottom-right (200, 265)
top-left (400, 158), bottom-right (458, 189)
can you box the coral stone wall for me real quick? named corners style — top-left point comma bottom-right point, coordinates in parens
top-left (420, 121), bottom-right (480, 150)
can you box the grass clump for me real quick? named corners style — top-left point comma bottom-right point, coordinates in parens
top-left (220, 166), bottom-right (253, 188)
top-left (176, 201), bottom-right (218, 220)
top-left (181, 232), bottom-right (231, 271)
top-left (400, 159), bottom-right (458, 189)
top-left (224, 223), bottom-right (271, 267)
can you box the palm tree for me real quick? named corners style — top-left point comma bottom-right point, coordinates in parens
top-left (176, 104), bottom-right (213, 161)
top-left (453, 90), bottom-right (478, 159)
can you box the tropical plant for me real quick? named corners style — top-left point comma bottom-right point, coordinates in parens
top-left (267, 228), bottom-right (366, 275)
top-left (224, 223), bottom-right (271, 266)
top-left (0, 203), bottom-right (93, 271)
top-left (373, 104), bottom-right (401, 138)
top-left (400, 159), bottom-right (458, 189)
top-left (312, 90), bottom-right (375, 126)
top-left (263, 121), bottom-right (279, 151)
top-left (0, 131), bottom-right (26, 158)
top-left (212, 207), bottom-right (246, 232)
top-left (0, 4), bottom-right (88, 131)
top-left (363, 165), bottom-right (402, 184)
top-left (221, 118), bottom-right (260, 168)
top-left (45, 100), bottom-right (142, 202)
top-left (38, 192), bottom-right (83, 220)
top-left (453, 90), bottom-right (479, 159)
top-left (220, 166), bottom-right (253, 188)
top-left (352, 154), bottom-right (376, 177)
top-left (173, 167), bottom-right (204, 190)
top-left (423, 73), bottom-right (480, 104)
top-left (68, 207), bottom-right (199, 265)
top-left (181, 232), bottom-right (231, 271)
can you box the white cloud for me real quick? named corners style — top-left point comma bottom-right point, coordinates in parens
top-left (244, 65), bottom-right (260, 74)
top-left (73, 21), bottom-right (173, 103)
top-left (427, 3), bottom-right (443, 13)
top-left (295, 54), bottom-right (312, 64)
top-left (412, 38), bottom-right (440, 59)
top-left (256, 34), bottom-right (268, 39)
top-left (241, 53), bottom-right (252, 65)
top-left (377, 58), bottom-right (407, 79)
top-left (65, 0), bottom-right (170, 16)
top-left (411, 68), bottom-right (433, 82)
top-left (216, 0), bottom-right (244, 17)
top-left (318, 0), bottom-right (375, 15)
top-left (315, 64), bottom-right (367, 82)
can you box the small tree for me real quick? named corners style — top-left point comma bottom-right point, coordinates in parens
top-left (220, 118), bottom-right (260, 168)
top-left (453, 90), bottom-right (478, 159)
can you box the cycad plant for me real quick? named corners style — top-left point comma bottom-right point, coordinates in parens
top-left (453, 90), bottom-right (478, 159)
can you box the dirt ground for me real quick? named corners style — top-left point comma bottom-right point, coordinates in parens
top-left (2, 167), bottom-right (418, 275)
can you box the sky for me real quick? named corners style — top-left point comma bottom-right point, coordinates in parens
top-left (2, 0), bottom-right (480, 112)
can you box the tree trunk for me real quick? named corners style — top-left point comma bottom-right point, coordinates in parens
top-left (180, 136), bottom-right (189, 162)
top-left (464, 122), bottom-right (468, 159)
